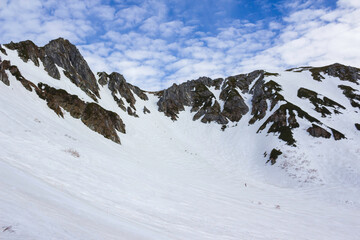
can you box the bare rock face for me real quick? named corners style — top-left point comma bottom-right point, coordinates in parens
top-left (220, 78), bottom-right (249, 122)
top-left (297, 87), bottom-right (345, 117)
top-left (5, 38), bottom-right (100, 100)
top-left (0, 60), bottom-right (37, 91)
top-left (307, 124), bottom-right (331, 139)
top-left (249, 79), bottom-right (284, 124)
top-left (157, 83), bottom-right (190, 120)
top-left (330, 128), bottom-right (346, 140)
top-left (0, 57), bottom-right (125, 144)
top-left (294, 63), bottom-right (360, 84)
top-left (338, 85), bottom-right (360, 110)
top-left (0, 59), bottom-right (10, 86)
top-left (143, 106), bottom-right (151, 114)
top-left (97, 72), bottom-right (148, 116)
top-left (42, 38), bottom-right (100, 100)
top-left (82, 103), bottom-right (125, 144)
top-left (258, 102), bottom-right (319, 146)
top-left (267, 149), bottom-right (282, 165)
top-left (0, 44), bottom-right (7, 55)
top-left (37, 83), bottom-right (125, 144)
top-left (157, 72), bottom-right (264, 123)
top-left (4, 40), bottom-right (41, 66)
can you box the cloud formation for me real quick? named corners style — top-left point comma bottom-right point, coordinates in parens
top-left (0, 0), bottom-right (359, 90)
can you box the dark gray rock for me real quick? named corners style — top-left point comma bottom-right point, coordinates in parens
top-left (4, 40), bottom-right (41, 66)
top-left (42, 38), bottom-right (99, 99)
top-left (98, 72), bottom-right (108, 86)
top-left (195, 100), bottom-right (228, 124)
top-left (37, 83), bottom-right (125, 144)
top-left (258, 102), bottom-right (319, 146)
top-left (0, 44), bottom-right (7, 55)
top-left (82, 103), bottom-right (125, 144)
top-left (220, 87), bottom-right (248, 122)
top-left (330, 128), bottom-right (346, 140)
top-left (5, 38), bottom-right (100, 101)
top-left (307, 124), bottom-right (331, 139)
top-left (309, 63), bottom-right (360, 84)
top-left (97, 71), bottom-right (148, 116)
top-left (0, 60), bottom-right (36, 91)
top-left (157, 75), bottom-right (252, 123)
top-left (267, 149), bottom-right (282, 165)
top-left (143, 106), bottom-right (151, 114)
top-left (338, 85), bottom-right (360, 110)
top-left (249, 79), bottom-right (284, 125)
top-left (0, 59), bottom-right (10, 86)
top-left (297, 87), bottom-right (345, 117)
top-left (227, 70), bottom-right (264, 93)
top-left (157, 82), bottom-right (192, 120)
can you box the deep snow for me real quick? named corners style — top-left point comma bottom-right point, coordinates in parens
top-left (0, 47), bottom-right (360, 239)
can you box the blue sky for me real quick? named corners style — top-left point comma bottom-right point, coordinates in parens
top-left (0, 0), bottom-right (359, 90)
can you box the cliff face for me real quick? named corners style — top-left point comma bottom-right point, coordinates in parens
top-left (0, 38), bottom-right (359, 155)
top-left (4, 38), bottom-right (99, 100)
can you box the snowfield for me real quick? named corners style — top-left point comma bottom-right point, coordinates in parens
top-left (1, 47), bottom-right (360, 239)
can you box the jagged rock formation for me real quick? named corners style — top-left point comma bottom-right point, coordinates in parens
top-left (0, 38), bottom-right (358, 155)
top-left (0, 57), bottom-right (125, 144)
top-left (157, 71), bottom-right (263, 123)
top-left (37, 83), bottom-right (126, 144)
top-left (249, 78), bottom-right (283, 124)
top-left (0, 58), bottom-right (10, 86)
top-left (267, 149), bottom-right (282, 165)
top-left (0, 59), bottom-right (37, 91)
top-left (338, 85), bottom-right (360, 110)
top-left (4, 38), bottom-right (100, 100)
top-left (297, 87), bottom-right (345, 117)
top-left (307, 124), bottom-right (331, 139)
top-left (98, 71), bottom-right (148, 117)
top-left (287, 63), bottom-right (360, 83)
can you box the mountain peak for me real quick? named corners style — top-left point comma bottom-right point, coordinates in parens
top-left (4, 38), bottom-right (100, 100)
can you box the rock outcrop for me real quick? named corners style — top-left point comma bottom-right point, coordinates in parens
top-left (98, 72), bottom-right (148, 116)
top-left (288, 63), bottom-right (360, 84)
top-left (157, 71), bottom-right (264, 123)
top-left (0, 60), bottom-right (37, 91)
top-left (267, 149), bottom-right (282, 165)
top-left (5, 38), bottom-right (100, 100)
top-left (310, 63), bottom-right (360, 83)
top-left (297, 87), bottom-right (345, 117)
top-left (338, 85), bottom-right (360, 110)
top-left (1, 37), bottom-right (355, 149)
top-left (37, 83), bottom-right (125, 144)
top-left (307, 124), bottom-right (331, 139)
top-left (0, 58), bottom-right (10, 86)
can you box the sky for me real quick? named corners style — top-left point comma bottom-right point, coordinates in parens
top-left (0, 0), bottom-right (360, 90)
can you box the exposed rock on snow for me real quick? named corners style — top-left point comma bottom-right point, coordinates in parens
top-left (0, 59), bottom-right (10, 86)
top-left (98, 71), bottom-right (148, 116)
top-left (0, 38), bottom-right (360, 240)
top-left (5, 38), bottom-right (100, 100)
top-left (37, 83), bottom-right (125, 144)
top-left (307, 124), bottom-right (331, 139)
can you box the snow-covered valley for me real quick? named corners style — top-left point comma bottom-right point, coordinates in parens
top-left (0, 39), bottom-right (360, 239)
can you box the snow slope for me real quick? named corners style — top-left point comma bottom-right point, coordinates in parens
top-left (1, 46), bottom-right (360, 239)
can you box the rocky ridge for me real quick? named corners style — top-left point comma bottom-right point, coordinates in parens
top-left (1, 39), bottom-right (359, 165)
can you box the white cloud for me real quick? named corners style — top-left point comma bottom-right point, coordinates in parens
top-left (337, 0), bottom-right (360, 8)
top-left (0, 0), bottom-right (360, 91)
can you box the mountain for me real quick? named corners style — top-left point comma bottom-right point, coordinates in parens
top-left (0, 38), bottom-right (359, 240)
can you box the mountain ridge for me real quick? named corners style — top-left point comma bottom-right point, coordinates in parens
top-left (1, 38), bottom-right (360, 240)
top-left (0, 38), bottom-right (359, 156)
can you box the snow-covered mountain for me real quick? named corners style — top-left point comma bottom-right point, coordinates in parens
top-left (0, 38), bottom-right (359, 240)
